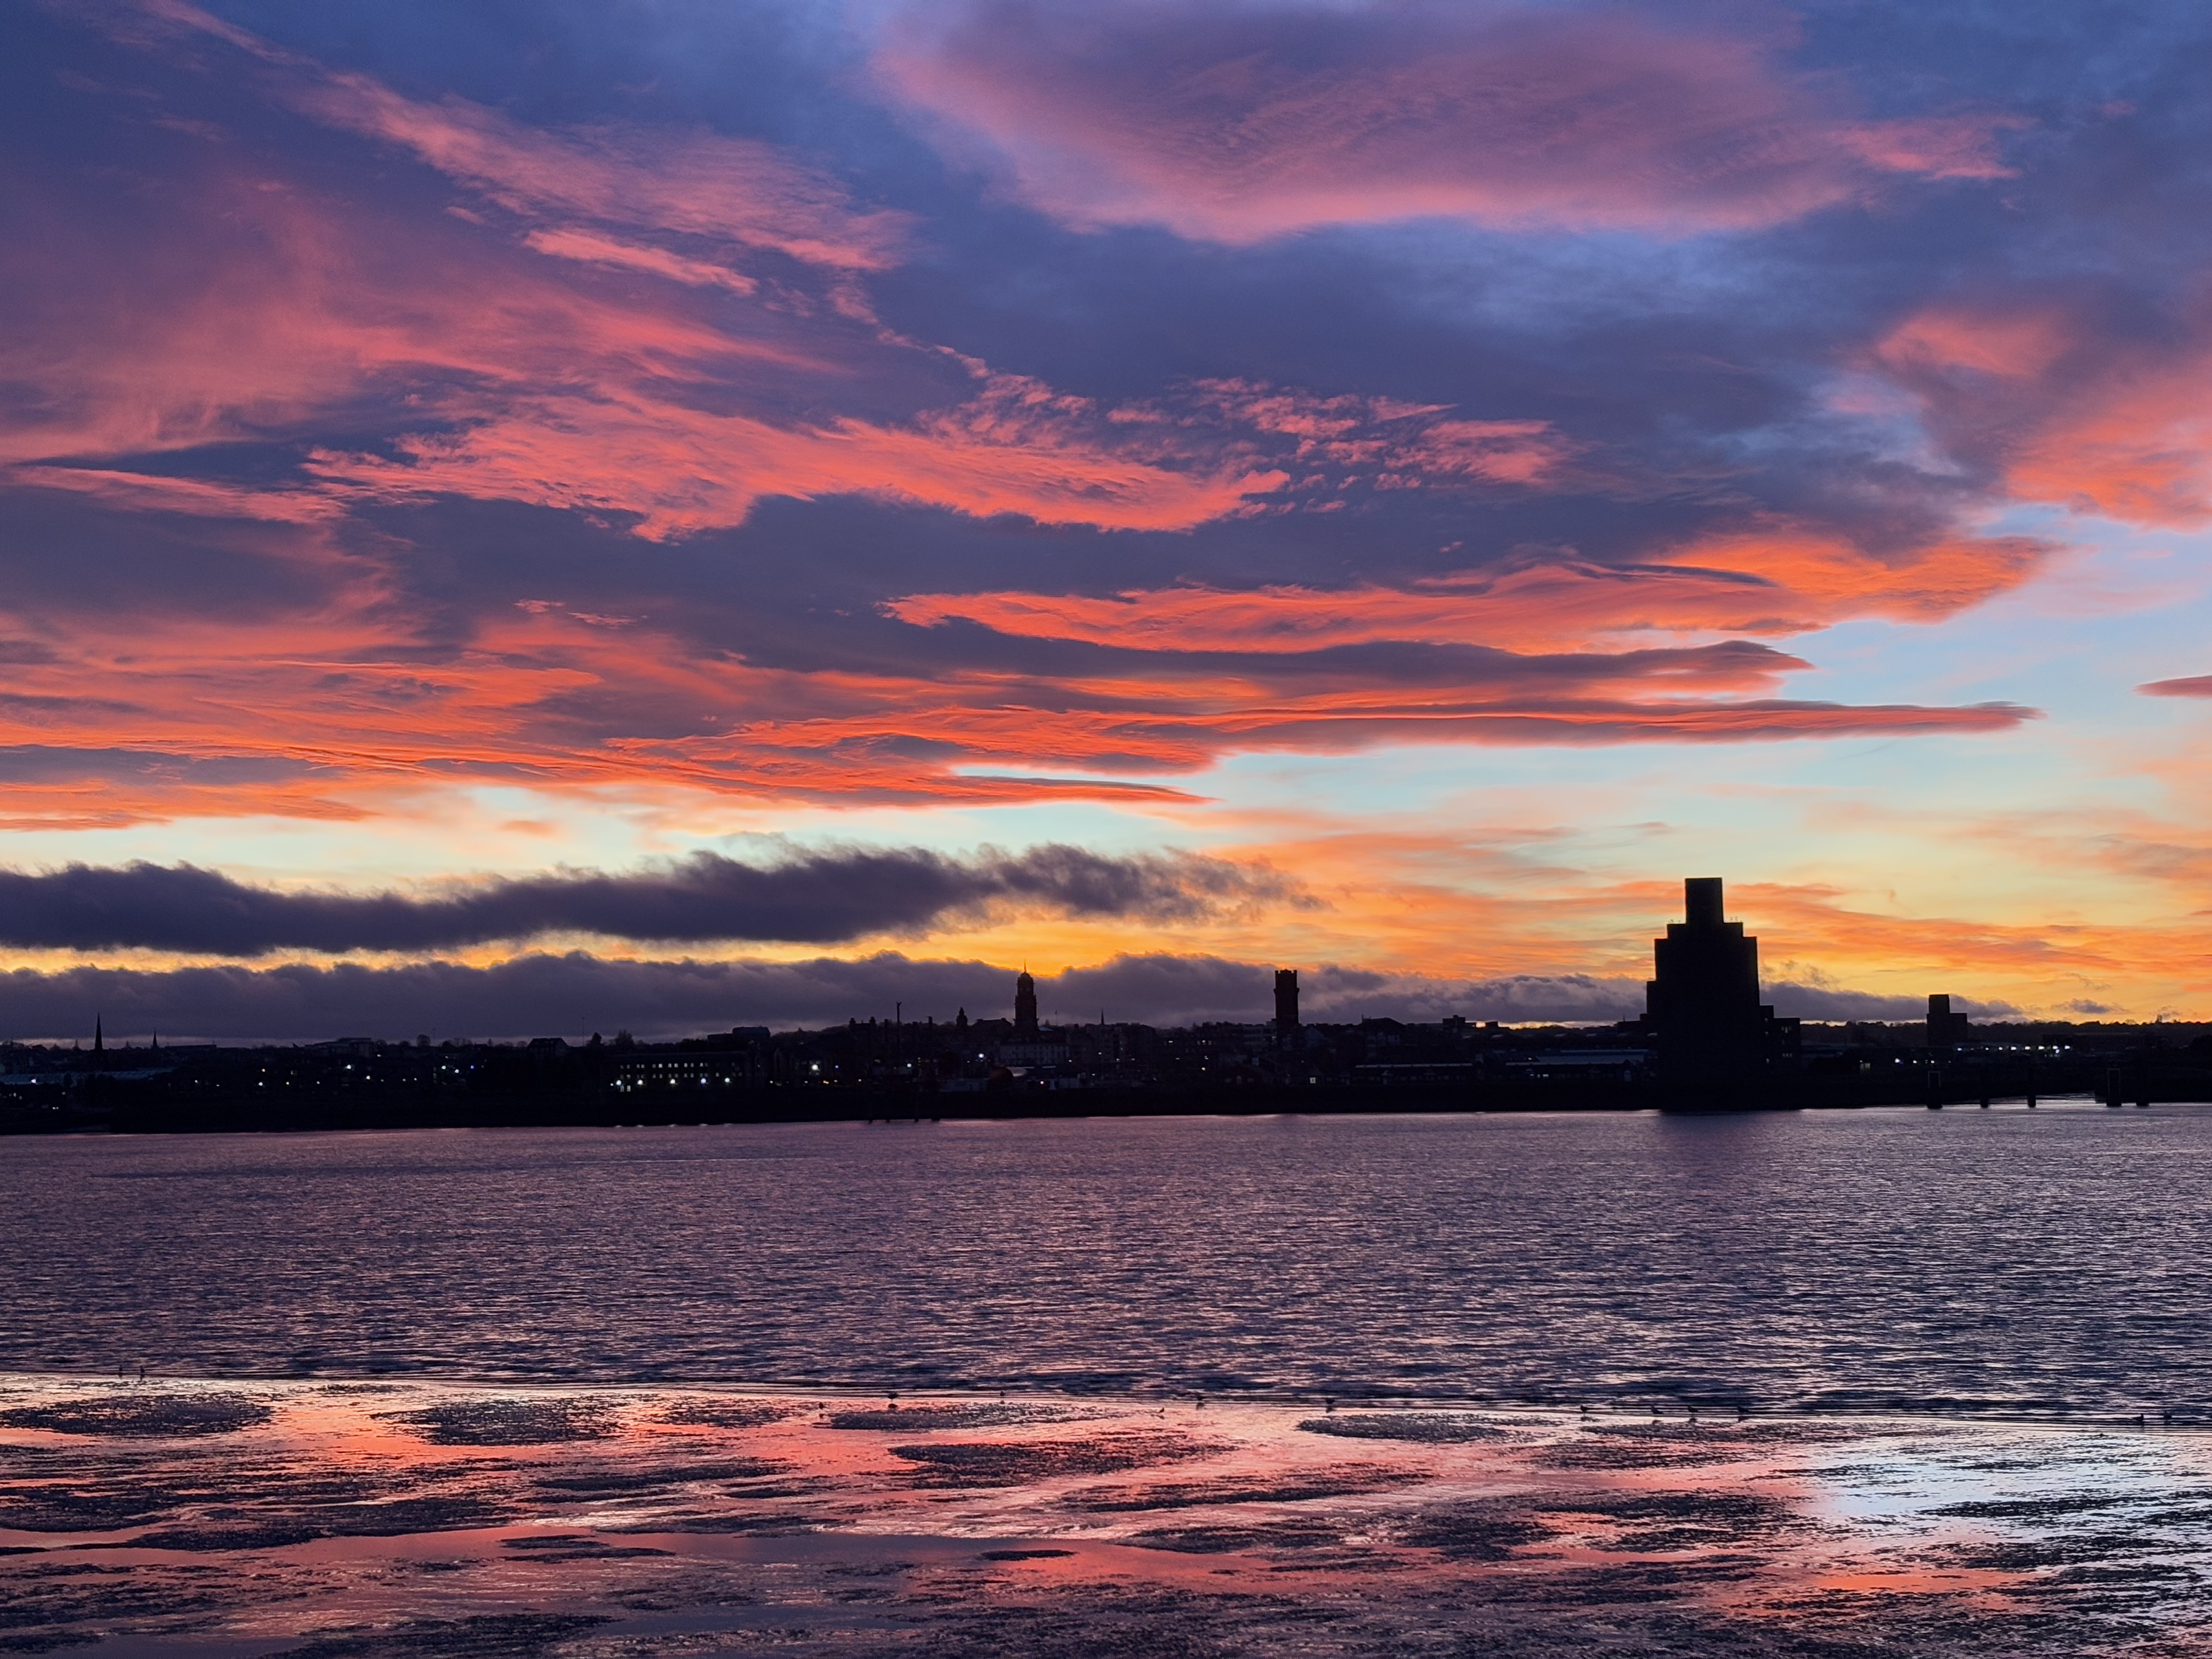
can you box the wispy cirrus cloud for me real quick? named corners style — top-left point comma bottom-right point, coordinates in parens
top-left (4, 466), bottom-right (343, 525)
top-left (309, 372), bottom-right (1290, 540)
top-left (291, 66), bottom-right (912, 274)
top-left (877, 0), bottom-right (2020, 242)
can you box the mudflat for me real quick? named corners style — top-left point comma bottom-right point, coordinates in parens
top-left (3, 1374), bottom-right (2209, 1657)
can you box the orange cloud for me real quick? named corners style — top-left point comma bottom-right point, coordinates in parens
top-left (0, 563), bottom-right (2035, 830)
top-left (1667, 526), bottom-right (2051, 622)
top-left (887, 527), bottom-right (2050, 655)
top-left (313, 375), bottom-right (1288, 539)
top-left (2007, 360), bottom-right (2212, 527)
top-left (1875, 296), bottom-right (2212, 528)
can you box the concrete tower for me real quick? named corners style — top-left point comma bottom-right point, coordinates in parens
top-left (1013, 970), bottom-right (1039, 1039)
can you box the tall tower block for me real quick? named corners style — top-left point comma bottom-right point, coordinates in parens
top-left (1646, 877), bottom-right (1773, 1086)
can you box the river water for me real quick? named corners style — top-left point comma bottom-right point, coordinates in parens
top-left (4, 1104), bottom-right (2208, 1415)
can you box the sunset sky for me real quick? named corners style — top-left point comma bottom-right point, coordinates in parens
top-left (4, 0), bottom-right (2210, 1038)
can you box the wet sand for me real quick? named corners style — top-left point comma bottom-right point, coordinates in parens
top-left (3, 1373), bottom-right (2209, 1656)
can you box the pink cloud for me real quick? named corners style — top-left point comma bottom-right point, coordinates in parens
top-left (2, 136), bottom-right (1265, 538)
top-left (1384, 419), bottom-right (1578, 487)
top-left (2, 14), bottom-right (1602, 545)
top-left (877, 2), bottom-right (2020, 241)
top-left (887, 525), bottom-right (2051, 654)
top-left (1832, 116), bottom-right (2021, 181)
top-left (1875, 296), bottom-right (2212, 528)
top-left (296, 70), bottom-right (910, 273)
top-left (1875, 304), bottom-right (2075, 381)
top-left (2007, 359), bottom-right (2212, 527)
top-left (520, 229), bottom-right (761, 295)
top-left (0, 167), bottom-right (832, 470)
top-left (2141, 675), bottom-right (2212, 698)
top-left (312, 377), bottom-right (1288, 539)
top-left (4, 466), bottom-right (342, 524)
top-left (1117, 378), bottom-right (1584, 500)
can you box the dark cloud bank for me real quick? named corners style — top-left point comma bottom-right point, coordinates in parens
top-left (0, 952), bottom-right (1940, 1045)
top-left (0, 854), bottom-right (1994, 1039)
top-left (0, 847), bottom-right (1290, 954)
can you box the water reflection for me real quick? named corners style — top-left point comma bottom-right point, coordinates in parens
top-left (2, 1374), bottom-right (2207, 1655)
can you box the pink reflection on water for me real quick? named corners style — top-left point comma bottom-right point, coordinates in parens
top-left (3, 1374), bottom-right (2211, 1652)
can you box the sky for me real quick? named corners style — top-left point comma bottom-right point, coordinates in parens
top-left (3, 0), bottom-right (2211, 1040)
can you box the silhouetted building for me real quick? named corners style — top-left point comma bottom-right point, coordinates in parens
top-left (1927, 994), bottom-right (1972, 1047)
top-left (1013, 970), bottom-right (1040, 1039)
top-left (1645, 878), bottom-right (1797, 1088)
top-left (1274, 968), bottom-right (1300, 1048)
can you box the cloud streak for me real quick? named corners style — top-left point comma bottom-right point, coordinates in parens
top-left (0, 847), bottom-right (1300, 956)
top-left (887, 529), bottom-right (2054, 657)
top-left (295, 67), bottom-right (912, 273)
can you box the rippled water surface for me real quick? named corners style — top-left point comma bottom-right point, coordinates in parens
top-left (5, 1105), bottom-right (2209, 1413)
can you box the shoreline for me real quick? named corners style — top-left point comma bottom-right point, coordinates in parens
top-left (6, 1367), bottom-right (2205, 1437)
top-left (1, 1084), bottom-right (2177, 1138)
